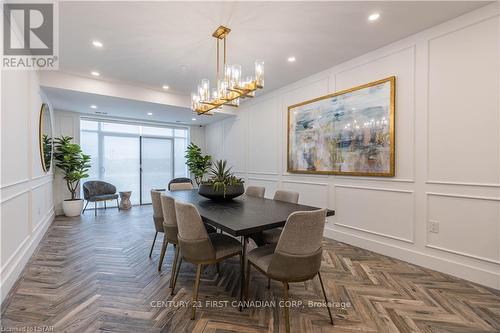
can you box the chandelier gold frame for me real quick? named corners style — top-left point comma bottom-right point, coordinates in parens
top-left (192, 25), bottom-right (264, 115)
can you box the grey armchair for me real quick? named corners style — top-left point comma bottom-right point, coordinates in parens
top-left (245, 209), bottom-right (333, 333)
top-left (261, 190), bottom-right (300, 244)
top-left (82, 181), bottom-right (119, 216)
top-left (150, 189), bottom-right (166, 258)
top-left (245, 186), bottom-right (265, 198)
top-left (157, 194), bottom-right (180, 291)
top-left (172, 201), bottom-right (243, 320)
top-left (168, 178), bottom-right (193, 191)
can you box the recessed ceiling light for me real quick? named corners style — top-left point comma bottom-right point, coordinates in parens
top-left (368, 13), bottom-right (380, 21)
top-left (90, 105), bottom-right (97, 109)
top-left (92, 40), bottom-right (103, 48)
top-left (287, 56), bottom-right (296, 62)
top-left (162, 85), bottom-right (170, 90)
top-left (191, 118), bottom-right (197, 121)
top-left (147, 112), bottom-right (153, 116)
top-left (91, 71), bottom-right (100, 76)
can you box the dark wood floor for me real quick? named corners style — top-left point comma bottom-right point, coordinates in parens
top-left (1, 206), bottom-right (499, 333)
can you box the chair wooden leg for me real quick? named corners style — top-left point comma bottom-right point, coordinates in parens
top-left (82, 201), bottom-right (89, 214)
top-left (216, 263), bottom-right (220, 274)
top-left (158, 236), bottom-right (168, 271)
top-left (191, 264), bottom-right (203, 320)
top-left (283, 282), bottom-right (290, 333)
top-left (245, 262), bottom-right (251, 301)
top-left (94, 201), bottom-right (97, 216)
top-left (171, 256), bottom-right (182, 295)
top-left (267, 278), bottom-right (271, 289)
top-left (169, 245), bottom-right (179, 289)
top-left (318, 272), bottom-right (334, 325)
top-left (149, 231), bottom-right (158, 258)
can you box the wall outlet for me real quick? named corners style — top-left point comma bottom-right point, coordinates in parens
top-left (429, 220), bottom-right (439, 233)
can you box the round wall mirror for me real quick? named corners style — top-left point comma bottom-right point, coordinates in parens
top-left (39, 103), bottom-right (53, 172)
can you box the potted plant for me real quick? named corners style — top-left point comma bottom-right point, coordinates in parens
top-left (53, 136), bottom-right (91, 216)
top-left (198, 160), bottom-right (245, 201)
top-left (185, 142), bottom-right (212, 186)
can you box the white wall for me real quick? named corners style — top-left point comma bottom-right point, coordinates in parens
top-left (205, 3), bottom-right (500, 289)
top-left (0, 70), bottom-right (55, 302)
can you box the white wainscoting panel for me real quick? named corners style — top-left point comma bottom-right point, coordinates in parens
top-left (1, 72), bottom-right (30, 187)
top-left (282, 180), bottom-right (329, 208)
top-left (427, 17), bottom-right (500, 185)
top-left (427, 193), bottom-right (500, 264)
top-left (248, 98), bottom-right (279, 175)
top-left (1, 192), bottom-right (30, 266)
top-left (334, 185), bottom-right (414, 243)
top-left (222, 115), bottom-right (247, 173)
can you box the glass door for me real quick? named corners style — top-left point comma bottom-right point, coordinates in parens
top-left (141, 136), bottom-right (174, 204)
top-left (102, 134), bottom-right (141, 205)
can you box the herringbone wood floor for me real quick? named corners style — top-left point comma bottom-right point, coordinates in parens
top-left (1, 206), bottom-right (499, 333)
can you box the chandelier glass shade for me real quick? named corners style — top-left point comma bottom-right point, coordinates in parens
top-left (191, 26), bottom-right (264, 115)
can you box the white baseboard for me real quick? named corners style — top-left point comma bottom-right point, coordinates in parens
top-left (324, 227), bottom-right (500, 290)
top-left (0, 208), bottom-right (55, 303)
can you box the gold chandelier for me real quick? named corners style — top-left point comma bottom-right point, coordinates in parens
top-left (191, 26), bottom-right (264, 115)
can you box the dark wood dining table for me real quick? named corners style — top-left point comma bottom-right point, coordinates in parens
top-left (166, 189), bottom-right (335, 309)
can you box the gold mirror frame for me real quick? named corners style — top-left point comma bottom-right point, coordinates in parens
top-left (39, 103), bottom-right (53, 172)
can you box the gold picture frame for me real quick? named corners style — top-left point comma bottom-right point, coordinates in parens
top-left (287, 76), bottom-right (395, 176)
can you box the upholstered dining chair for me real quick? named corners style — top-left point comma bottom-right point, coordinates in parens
top-left (149, 189), bottom-right (166, 258)
top-left (82, 181), bottom-right (119, 216)
top-left (168, 178), bottom-right (194, 191)
top-left (245, 186), bottom-right (265, 198)
top-left (172, 201), bottom-right (243, 320)
top-left (261, 190), bottom-right (300, 244)
top-left (245, 209), bottom-right (333, 333)
top-left (157, 195), bottom-right (181, 292)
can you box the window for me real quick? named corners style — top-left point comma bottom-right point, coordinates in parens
top-left (80, 119), bottom-right (189, 205)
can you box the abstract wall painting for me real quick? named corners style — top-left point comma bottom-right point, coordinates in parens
top-left (287, 76), bottom-right (395, 176)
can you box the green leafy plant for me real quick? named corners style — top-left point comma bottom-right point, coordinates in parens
top-left (53, 136), bottom-right (91, 200)
top-left (185, 143), bottom-right (212, 186)
top-left (203, 160), bottom-right (244, 196)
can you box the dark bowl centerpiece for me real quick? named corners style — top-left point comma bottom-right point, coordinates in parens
top-left (198, 160), bottom-right (244, 201)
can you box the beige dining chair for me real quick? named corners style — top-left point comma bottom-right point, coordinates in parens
top-left (172, 201), bottom-right (244, 320)
top-left (157, 195), bottom-right (180, 296)
top-left (168, 178), bottom-right (194, 191)
top-left (261, 190), bottom-right (300, 244)
top-left (245, 209), bottom-right (333, 333)
top-left (170, 182), bottom-right (194, 191)
top-left (245, 186), bottom-right (265, 198)
top-left (149, 189), bottom-right (166, 258)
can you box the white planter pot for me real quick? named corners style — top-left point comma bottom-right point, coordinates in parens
top-left (62, 199), bottom-right (84, 217)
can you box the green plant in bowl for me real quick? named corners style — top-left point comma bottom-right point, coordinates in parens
top-left (198, 160), bottom-right (244, 200)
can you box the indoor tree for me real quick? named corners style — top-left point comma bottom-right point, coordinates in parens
top-left (185, 142), bottom-right (211, 186)
top-left (53, 136), bottom-right (91, 200)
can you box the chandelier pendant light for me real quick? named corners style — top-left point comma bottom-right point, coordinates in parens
top-left (191, 26), bottom-right (264, 115)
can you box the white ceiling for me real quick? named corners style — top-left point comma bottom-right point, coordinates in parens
top-left (58, 1), bottom-right (488, 96)
top-left (43, 87), bottom-right (231, 125)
